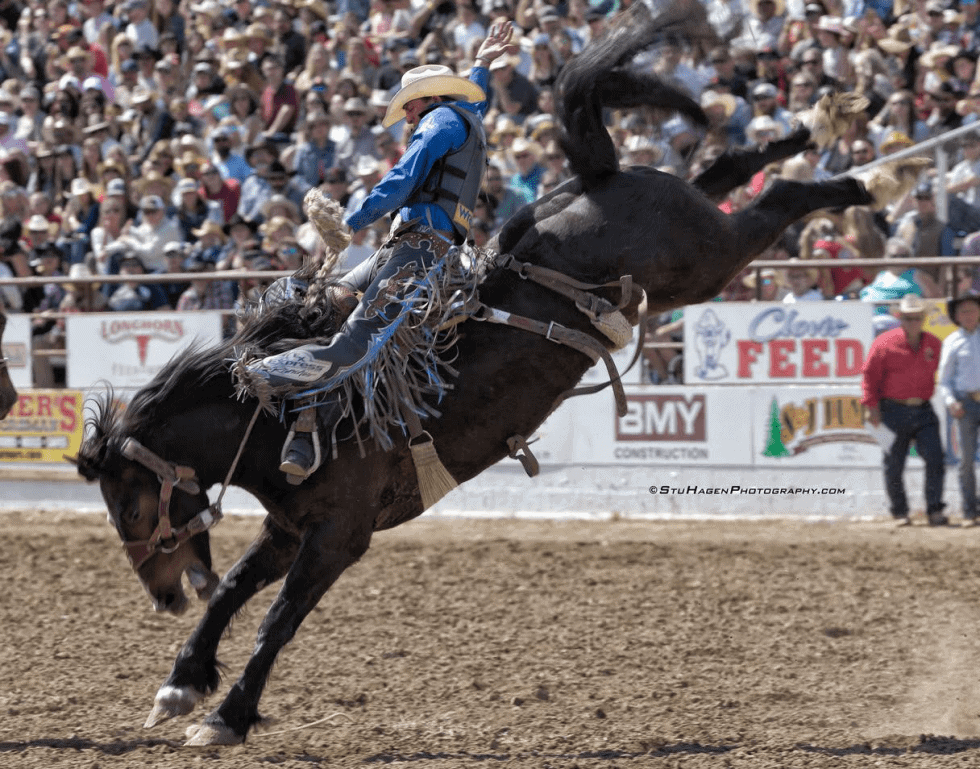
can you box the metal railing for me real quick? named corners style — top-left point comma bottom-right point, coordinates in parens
top-left (1, 256), bottom-right (977, 385)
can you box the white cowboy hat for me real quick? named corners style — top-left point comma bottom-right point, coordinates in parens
top-left (382, 65), bottom-right (486, 128)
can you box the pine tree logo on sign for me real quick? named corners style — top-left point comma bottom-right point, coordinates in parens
top-left (762, 394), bottom-right (876, 457)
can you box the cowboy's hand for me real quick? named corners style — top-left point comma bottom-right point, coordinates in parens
top-left (951, 400), bottom-right (966, 419)
top-left (475, 21), bottom-right (517, 63)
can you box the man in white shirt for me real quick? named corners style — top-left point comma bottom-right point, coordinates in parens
top-left (939, 292), bottom-right (980, 524)
top-left (124, 0), bottom-right (160, 54)
top-left (948, 132), bottom-right (980, 207)
top-left (117, 195), bottom-right (182, 272)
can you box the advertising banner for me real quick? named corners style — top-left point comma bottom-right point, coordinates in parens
top-left (1, 312), bottom-right (31, 388)
top-left (0, 389), bottom-right (84, 462)
top-left (65, 312), bottom-right (223, 390)
top-left (752, 385), bottom-right (909, 468)
top-left (683, 302), bottom-right (875, 385)
top-left (532, 385), bottom-right (753, 465)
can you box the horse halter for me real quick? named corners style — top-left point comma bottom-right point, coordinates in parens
top-left (119, 438), bottom-right (223, 571)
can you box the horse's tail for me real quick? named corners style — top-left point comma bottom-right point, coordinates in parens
top-left (555, 0), bottom-right (715, 189)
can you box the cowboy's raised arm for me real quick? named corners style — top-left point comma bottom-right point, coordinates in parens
top-left (473, 21), bottom-right (517, 70)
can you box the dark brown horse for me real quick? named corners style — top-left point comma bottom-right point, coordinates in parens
top-left (0, 310), bottom-right (17, 419)
top-left (74, 3), bottom-right (878, 746)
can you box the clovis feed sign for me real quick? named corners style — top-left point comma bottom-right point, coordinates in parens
top-left (65, 312), bottom-right (223, 390)
top-left (683, 302), bottom-right (875, 384)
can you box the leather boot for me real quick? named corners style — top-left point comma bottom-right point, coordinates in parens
top-left (279, 396), bottom-right (342, 484)
top-left (280, 406), bottom-right (320, 482)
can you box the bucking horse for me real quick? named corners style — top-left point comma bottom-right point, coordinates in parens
top-left (73, 0), bottom-right (903, 746)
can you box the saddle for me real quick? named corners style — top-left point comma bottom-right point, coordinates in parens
top-left (234, 242), bottom-right (645, 486)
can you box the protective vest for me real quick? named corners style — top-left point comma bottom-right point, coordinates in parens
top-left (417, 103), bottom-right (487, 241)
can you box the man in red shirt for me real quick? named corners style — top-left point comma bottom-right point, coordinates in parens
top-left (862, 294), bottom-right (947, 526)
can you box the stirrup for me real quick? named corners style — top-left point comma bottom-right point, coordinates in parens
top-left (279, 424), bottom-right (323, 485)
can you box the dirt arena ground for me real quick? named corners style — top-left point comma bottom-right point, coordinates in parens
top-left (3, 510), bottom-right (980, 768)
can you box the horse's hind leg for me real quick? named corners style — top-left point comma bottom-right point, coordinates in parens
top-left (185, 517), bottom-right (373, 746)
top-left (145, 518), bottom-right (301, 729)
top-left (690, 128), bottom-right (812, 202)
top-left (732, 176), bottom-right (873, 257)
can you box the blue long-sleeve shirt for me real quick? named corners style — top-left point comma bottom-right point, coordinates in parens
top-left (939, 326), bottom-right (980, 406)
top-left (344, 66), bottom-right (489, 235)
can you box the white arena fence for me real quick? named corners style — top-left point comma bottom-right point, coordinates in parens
top-left (0, 262), bottom-right (977, 520)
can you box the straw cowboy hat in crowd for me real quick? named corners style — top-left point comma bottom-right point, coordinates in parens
top-left (894, 293), bottom-right (926, 317)
top-left (382, 64), bottom-right (486, 128)
top-left (749, 0), bottom-right (785, 16)
top-left (746, 115), bottom-right (786, 145)
top-left (919, 42), bottom-right (960, 70)
top-left (191, 219), bottom-right (227, 241)
top-left (877, 25), bottom-right (914, 55)
top-left (879, 129), bottom-right (914, 154)
top-left (700, 89), bottom-right (738, 120)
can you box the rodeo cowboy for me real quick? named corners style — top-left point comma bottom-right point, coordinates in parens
top-left (247, 22), bottom-right (516, 482)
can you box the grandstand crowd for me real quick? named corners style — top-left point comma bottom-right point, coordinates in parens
top-left (0, 0), bottom-right (979, 384)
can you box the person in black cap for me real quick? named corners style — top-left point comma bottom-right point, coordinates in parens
top-left (894, 181), bottom-right (957, 288)
top-left (925, 81), bottom-right (964, 139)
top-left (939, 291), bottom-right (980, 524)
top-left (323, 166), bottom-right (351, 207)
top-left (237, 159), bottom-right (305, 224)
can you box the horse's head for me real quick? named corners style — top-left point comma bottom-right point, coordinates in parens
top-left (73, 395), bottom-right (221, 615)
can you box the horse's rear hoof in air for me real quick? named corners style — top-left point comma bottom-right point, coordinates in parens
top-left (72, 0), bottom-right (895, 747)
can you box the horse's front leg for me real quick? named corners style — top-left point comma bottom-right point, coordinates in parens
top-left (185, 517), bottom-right (373, 746)
top-left (145, 517), bottom-right (301, 728)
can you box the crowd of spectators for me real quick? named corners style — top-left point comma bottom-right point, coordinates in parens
top-left (0, 0), bottom-right (979, 385)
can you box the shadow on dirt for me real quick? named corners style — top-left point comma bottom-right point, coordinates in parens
top-left (0, 737), bottom-right (182, 755)
top-left (799, 735), bottom-right (980, 757)
top-left (364, 742), bottom-right (738, 763)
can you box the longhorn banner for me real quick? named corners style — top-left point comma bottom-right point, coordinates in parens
top-left (65, 312), bottom-right (223, 390)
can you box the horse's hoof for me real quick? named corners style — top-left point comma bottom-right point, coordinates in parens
top-left (185, 721), bottom-right (244, 746)
top-left (145, 685), bottom-right (204, 728)
top-left (186, 563), bottom-right (220, 601)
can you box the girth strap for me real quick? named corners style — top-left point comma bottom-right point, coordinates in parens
top-left (474, 304), bottom-right (630, 417)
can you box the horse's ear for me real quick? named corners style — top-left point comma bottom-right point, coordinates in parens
top-left (67, 453), bottom-right (100, 482)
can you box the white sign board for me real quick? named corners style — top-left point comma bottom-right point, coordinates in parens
top-left (683, 302), bottom-right (875, 385)
top-left (1, 313), bottom-right (31, 388)
top-left (751, 385), bottom-right (911, 468)
top-left (532, 385), bottom-right (754, 465)
top-left (66, 312), bottom-right (223, 390)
